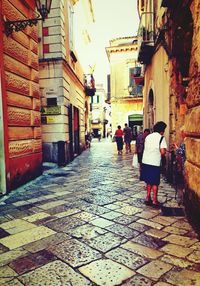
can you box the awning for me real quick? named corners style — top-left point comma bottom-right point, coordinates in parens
top-left (128, 114), bottom-right (143, 121)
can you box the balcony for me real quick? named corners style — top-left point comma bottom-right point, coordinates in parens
top-left (161, 0), bottom-right (177, 8)
top-left (128, 84), bottom-right (143, 98)
top-left (129, 66), bottom-right (144, 97)
top-left (85, 86), bottom-right (96, 96)
top-left (137, 12), bottom-right (155, 64)
top-left (84, 74), bottom-right (96, 96)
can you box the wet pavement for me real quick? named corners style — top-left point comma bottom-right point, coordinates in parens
top-left (0, 139), bottom-right (200, 286)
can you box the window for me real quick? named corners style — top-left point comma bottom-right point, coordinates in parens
top-left (68, 2), bottom-right (74, 50)
top-left (47, 98), bottom-right (57, 106)
top-left (91, 95), bottom-right (99, 104)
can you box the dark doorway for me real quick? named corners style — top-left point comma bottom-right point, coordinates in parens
top-left (128, 115), bottom-right (143, 140)
top-left (68, 104), bottom-right (74, 161)
top-left (73, 106), bottom-right (80, 156)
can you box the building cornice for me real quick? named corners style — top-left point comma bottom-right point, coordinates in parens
top-left (111, 97), bottom-right (143, 103)
top-left (106, 44), bottom-right (138, 60)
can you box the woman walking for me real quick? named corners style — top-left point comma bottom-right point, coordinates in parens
top-left (114, 125), bottom-right (124, 155)
top-left (123, 123), bottom-right (132, 153)
top-left (140, 121), bottom-right (167, 208)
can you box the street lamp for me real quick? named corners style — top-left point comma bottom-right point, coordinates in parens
top-left (4, 0), bottom-right (52, 36)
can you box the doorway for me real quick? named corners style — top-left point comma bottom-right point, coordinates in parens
top-left (128, 114), bottom-right (143, 140)
top-left (73, 106), bottom-right (80, 156)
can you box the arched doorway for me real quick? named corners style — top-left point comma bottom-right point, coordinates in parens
top-left (148, 89), bottom-right (154, 130)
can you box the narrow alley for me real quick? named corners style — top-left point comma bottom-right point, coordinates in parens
top-left (0, 139), bottom-right (199, 286)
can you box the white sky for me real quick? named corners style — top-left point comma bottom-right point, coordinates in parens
top-left (90, 0), bottom-right (139, 88)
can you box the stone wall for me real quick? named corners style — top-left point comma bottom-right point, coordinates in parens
top-left (184, 0), bottom-right (200, 230)
top-left (2, 0), bottom-right (42, 190)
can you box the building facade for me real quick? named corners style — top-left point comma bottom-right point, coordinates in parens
top-left (73, 0), bottom-right (96, 138)
top-left (89, 83), bottom-right (110, 138)
top-left (106, 37), bottom-right (144, 139)
top-left (39, 0), bottom-right (89, 165)
top-left (1, 0), bottom-right (42, 193)
top-left (0, 0), bottom-right (95, 194)
top-left (137, 0), bottom-right (200, 229)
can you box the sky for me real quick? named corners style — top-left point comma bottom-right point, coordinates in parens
top-left (90, 0), bottom-right (140, 88)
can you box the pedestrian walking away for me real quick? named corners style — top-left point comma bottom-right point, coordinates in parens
top-left (123, 123), bottom-right (132, 153)
top-left (135, 128), bottom-right (150, 175)
top-left (98, 130), bottom-right (102, 141)
top-left (114, 125), bottom-right (124, 155)
top-left (140, 121), bottom-right (167, 208)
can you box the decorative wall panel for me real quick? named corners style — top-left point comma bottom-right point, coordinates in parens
top-left (4, 55), bottom-right (30, 80)
top-left (9, 140), bottom-right (33, 158)
top-left (8, 107), bottom-right (31, 126)
top-left (8, 127), bottom-right (33, 140)
top-left (6, 72), bottom-right (30, 96)
top-left (7, 92), bottom-right (32, 109)
top-left (3, 36), bottom-right (29, 65)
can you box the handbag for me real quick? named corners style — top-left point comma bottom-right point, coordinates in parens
top-left (132, 153), bottom-right (139, 168)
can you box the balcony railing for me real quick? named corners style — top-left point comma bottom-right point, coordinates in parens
top-left (128, 84), bottom-right (143, 97)
top-left (137, 12), bottom-right (155, 64)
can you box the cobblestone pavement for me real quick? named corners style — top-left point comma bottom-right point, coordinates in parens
top-left (0, 139), bottom-right (200, 286)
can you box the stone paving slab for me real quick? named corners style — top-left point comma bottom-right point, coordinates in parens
top-left (66, 223), bottom-right (107, 239)
top-left (164, 268), bottom-right (200, 285)
top-left (137, 260), bottom-right (173, 280)
top-left (0, 140), bottom-right (199, 285)
top-left (49, 239), bottom-right (102, 267)
top-left (9, 249), bottom-right (56, 275)
top-left (23, 212), bottom-right (52, 222)
top-left (19, 260), bottom-right (93, 286)
top-left (0, 219), bottom-right (37, 234)
top-left (0, 226), bottom-right (55, 250)
top-left (122, 274), bottom-right (153, 286)
top-left (105, 247), bottom-right (149, 270)
top-left (122, 241), bottom-right (163, 259)
top-left (45, 216), bottom-right (86, 232)
top-left (79, 258), bottom-right (135, 286)
top-left (160, 243), bottom-right (194, 258)
top-left (23, 232), bottom-right (70, 253)
top-left (105, 223), bottom-right (140, 239)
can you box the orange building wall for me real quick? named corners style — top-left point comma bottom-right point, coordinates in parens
top-left (2, 0), bottom-right (42, 191)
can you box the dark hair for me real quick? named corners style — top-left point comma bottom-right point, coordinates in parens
top-left (153, 121), bottom-right (167, 133)
top-left (118, 125), bottom-right (121, 129)
top-left (144, 128), bottom-right (150, 133)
